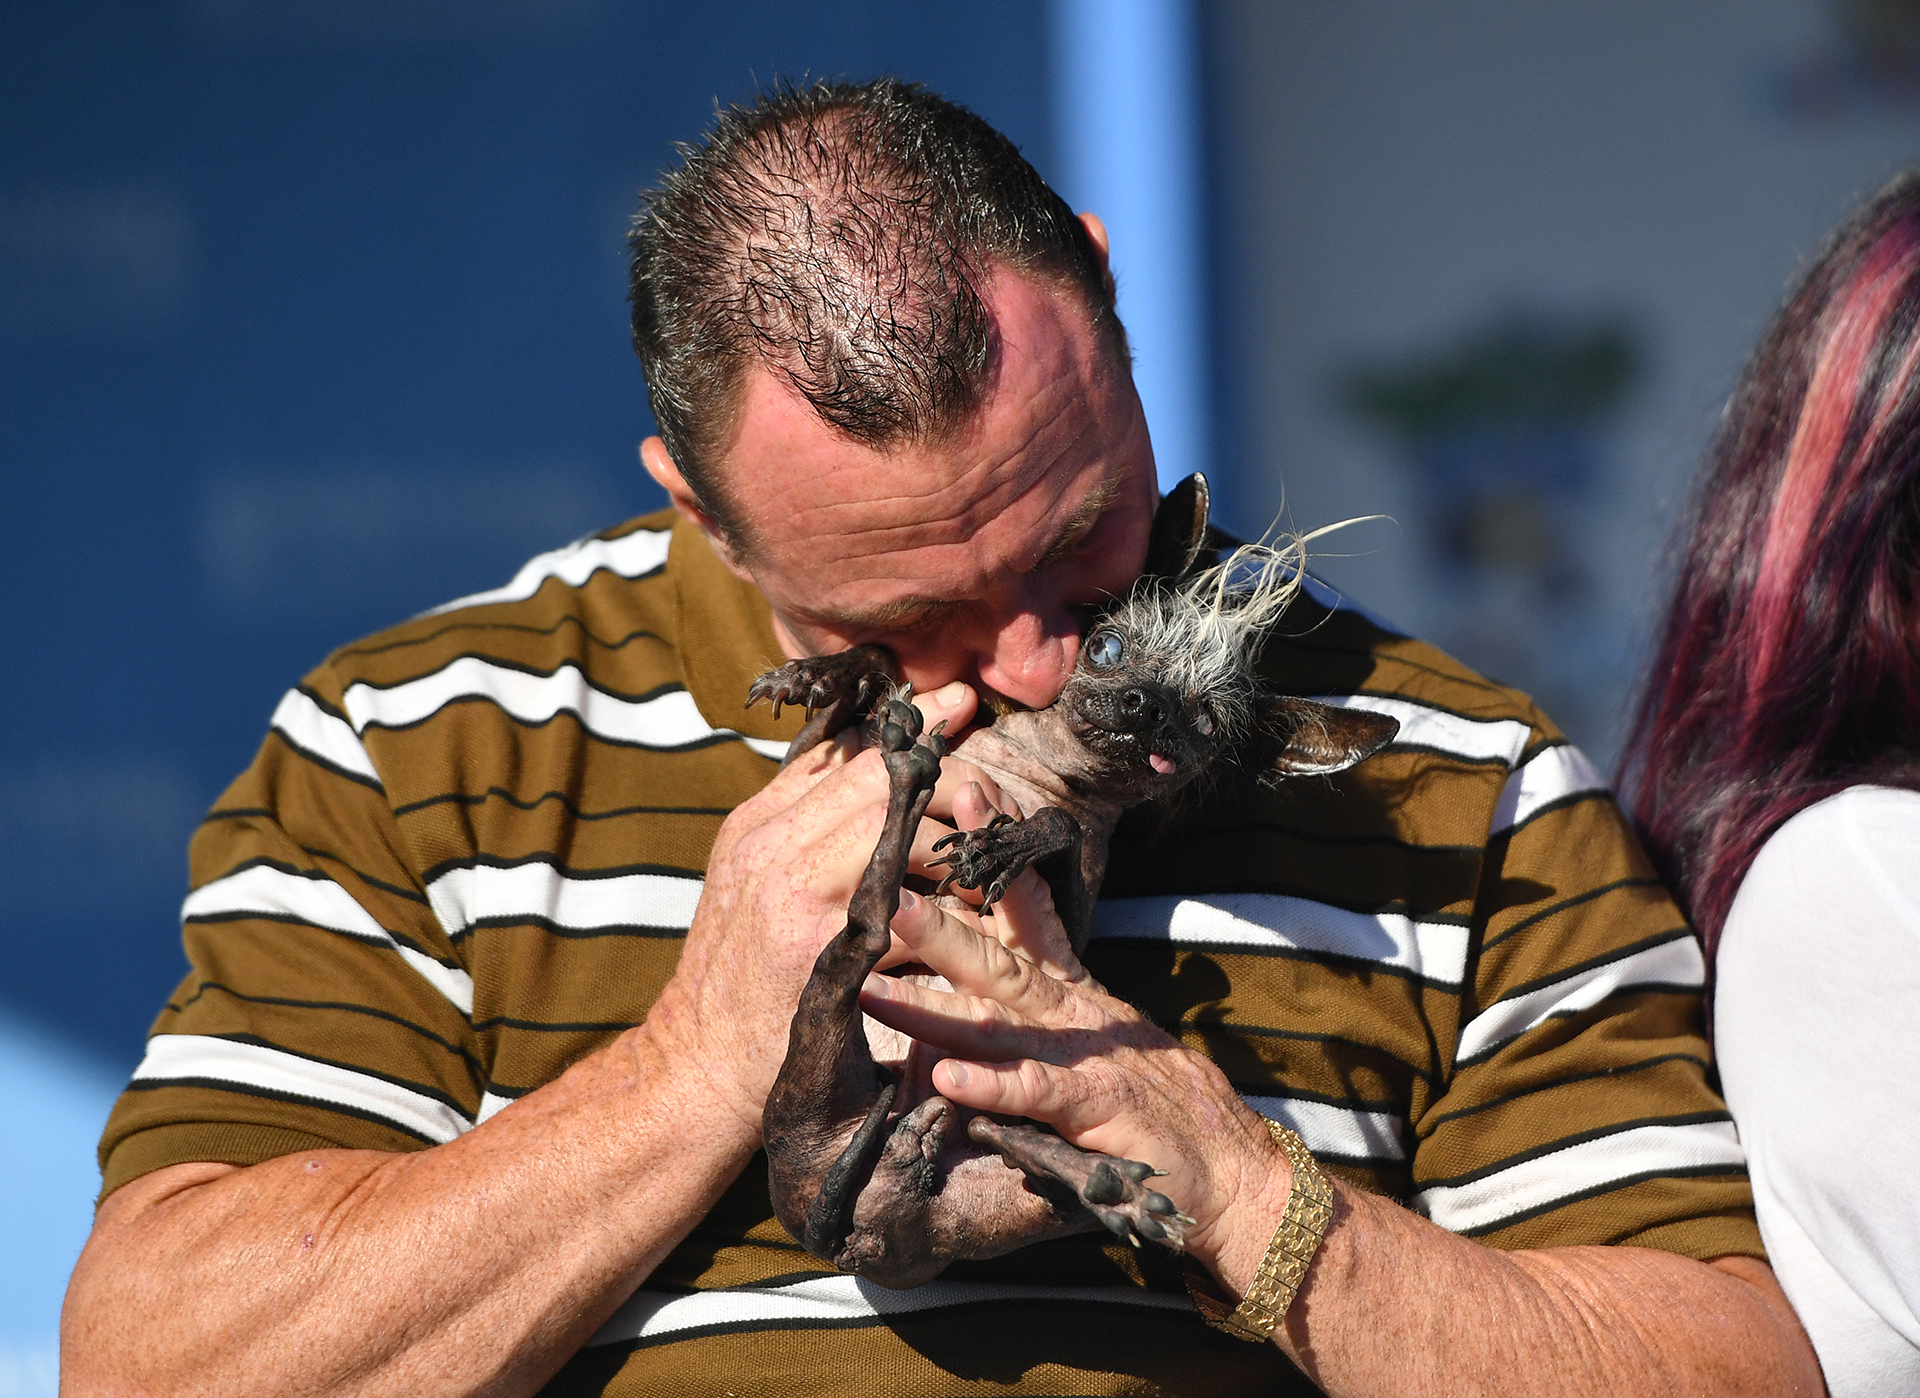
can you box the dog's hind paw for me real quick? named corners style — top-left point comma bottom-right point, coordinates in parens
top-left (967, 1117), bottom-right (1192, 1251)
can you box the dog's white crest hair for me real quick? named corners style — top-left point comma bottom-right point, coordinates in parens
top-left (1100, 520), bottom-right (1364, 750)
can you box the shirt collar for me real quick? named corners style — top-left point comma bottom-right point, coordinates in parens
top-left (669, 512), bottom-right (808, 748)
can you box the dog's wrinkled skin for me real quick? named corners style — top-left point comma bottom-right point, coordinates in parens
top-left (753, 475), bottom-right (1399, 1287)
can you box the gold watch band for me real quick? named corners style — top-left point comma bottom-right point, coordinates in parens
top-left (1188, 1116), bottom-right (1335, 1343)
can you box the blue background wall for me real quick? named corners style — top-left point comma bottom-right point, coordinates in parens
top-left (0, 0), bottom-right (1097, 1374)
top-left (1, 0), bottom-right (1061, 1070)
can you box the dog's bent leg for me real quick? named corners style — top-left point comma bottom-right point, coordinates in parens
top-left (967, 1118), bottom-right (1192, 1251)
top-left (928, 806), bottom-right (1090, 943)
top-left (763, 695), bottom-right (946, 1264)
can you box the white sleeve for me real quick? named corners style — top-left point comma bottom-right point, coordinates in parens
top-left (1714, 786), bottom-right (1920, 1398)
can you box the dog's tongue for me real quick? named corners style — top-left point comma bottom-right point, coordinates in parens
top-left (1149, 753), bottom-right (1177, 776)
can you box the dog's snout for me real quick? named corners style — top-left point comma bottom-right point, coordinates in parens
top-left (1118, 684), bottom-right (1171, 731)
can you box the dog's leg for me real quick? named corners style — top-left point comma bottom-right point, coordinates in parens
top-left (927, 807), bottom-right (1089, 942)
top-left (746, 645), bottom-right (898, 764)
top-left (966, 1118), bottom-right (1192, 1250)
top-left (763, 694), bottom-right (947, 1264)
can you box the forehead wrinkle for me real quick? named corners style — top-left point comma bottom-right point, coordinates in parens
top-left (824, 446), bottom-right (1095, 583)
top-left (775, 415), bottom-right (1074, 560)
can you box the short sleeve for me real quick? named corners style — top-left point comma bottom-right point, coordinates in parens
top-left (98, 676), bottom-right (485, 1198)
top-left (1715, 788), bottom-right (1920, 1389)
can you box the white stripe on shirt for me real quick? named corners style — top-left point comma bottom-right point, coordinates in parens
top-left (131, 1034), bottom-right (472, 1144)
top-left (1091, 892), bottom-right (1471, 989)
top-left (586, 1273), bottom-right (1193, 1349)
top-left (425, 862), bottom-right (704, 941)
top-left (1414, 1119), bottom-right (1745, 1236)
top-left (184, 863), bottom-right (475, 1015)
top-left (1490, 743), bottom-right (1608, 836)
top-left (342, 657), bottom-right (787, 761)
top-left (426, 528), bottom-right (672, 615)
top-left (1309, 693), bottom-right (1533, 768)
top-left (1245, 1095), bottom-right (1407, 1163)
top-left (1456, 935), bottom-right (1704, 1064)
top-left (269, 688), bottom-right (382, 785)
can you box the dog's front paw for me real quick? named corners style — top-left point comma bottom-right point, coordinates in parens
top-left (747, 645), bottom-right (896, 720)
top-left (929, 807), bottom-right (1077, 914)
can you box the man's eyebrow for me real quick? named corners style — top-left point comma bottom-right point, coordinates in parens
top-left (1033, 473), bottom-right (1125, 568)
top-left (821, 594), bottom-right (963, 633)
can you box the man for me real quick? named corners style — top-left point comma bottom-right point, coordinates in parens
top-left (63, 81), bottom-right (1819, 1395)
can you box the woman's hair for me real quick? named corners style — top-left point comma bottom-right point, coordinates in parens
top-left (1620, 170), bottom-right (1920, 964)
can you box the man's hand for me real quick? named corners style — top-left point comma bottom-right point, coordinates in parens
top-left (860, 903), bottom-right (1826, 1398)
top-left (63, 682), bottom-right (1015, 1398)
top-left (647, 680), bottom-right (998, 1140)
top-left (859, 890), bottom-right (1278, 1277)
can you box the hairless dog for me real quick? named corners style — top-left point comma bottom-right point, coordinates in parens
top-left (752, 475), bottom-right (1398, 1287)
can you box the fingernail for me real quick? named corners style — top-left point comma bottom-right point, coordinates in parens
top-left (935, 681), bottom-right (968, 706)
top-left (945, 1060), bottom-right (970, 1086)
top-left (862, 975), bottom-right (890, 1001)
top-left (897, 889), bottom-right (918, 912)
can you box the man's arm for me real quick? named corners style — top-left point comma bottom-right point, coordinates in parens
top-left (64, 1017), bottom-right (754, 1397)
top-left (865, 896), bottom-right (1825, 1398)
top-left (62, 685), bottom-right (986, 1397)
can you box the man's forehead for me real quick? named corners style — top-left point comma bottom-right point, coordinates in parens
top-left (720, 271), bottom-right (1125, 561)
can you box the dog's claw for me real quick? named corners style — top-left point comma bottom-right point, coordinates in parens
top-left (747, 649), bottom-right (898, 741)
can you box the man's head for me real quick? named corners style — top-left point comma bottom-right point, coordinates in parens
top-left (629, 78), bottom-right (1158, 709)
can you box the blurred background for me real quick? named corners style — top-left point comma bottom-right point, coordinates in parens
top-left (4, 0), bottom-right (1919, 1383)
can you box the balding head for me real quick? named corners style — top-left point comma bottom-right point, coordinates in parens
top-left (628, 78), bottom-right (1125, 551)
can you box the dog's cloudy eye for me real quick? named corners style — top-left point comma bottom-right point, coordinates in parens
top-left (1193, 708), bottom-right (1215, 737)
top-left (1086, 631), bottom-right (1125, 669)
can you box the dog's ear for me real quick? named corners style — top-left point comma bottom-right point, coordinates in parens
top-left (1142, 473), bottom-right (1212, 582)
top-left (1258, 696), bottom-right (1398, 778)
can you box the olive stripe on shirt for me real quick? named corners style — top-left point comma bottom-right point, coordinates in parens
top-left (99, 510), bottom-right (1761, 1398)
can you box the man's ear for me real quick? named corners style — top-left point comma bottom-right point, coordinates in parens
top-left (1078, 211), bottom-right (1117, 306)
top-left (1259, 697), bottom-right (1399, 779)
top-left (1142, 472), bottom-right (1212, 582)
top-left (640, 436), bottom-right (750, 577)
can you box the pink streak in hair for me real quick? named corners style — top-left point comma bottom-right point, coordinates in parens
top-left (1745, 223), bottom-right (1920, 710)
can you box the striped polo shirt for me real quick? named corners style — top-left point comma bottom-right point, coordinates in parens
top-left (99, 508), bottom-right (1761, 1397)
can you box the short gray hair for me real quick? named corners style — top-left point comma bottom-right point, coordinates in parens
top-left (627, 78), bottom-right (1125, 549)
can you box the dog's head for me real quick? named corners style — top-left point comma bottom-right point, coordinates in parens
top-left (1054, 474), bottom-right (1399, 803)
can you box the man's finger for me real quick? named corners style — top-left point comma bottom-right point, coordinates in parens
top-left (932, 1055), bottom-right (1083, 1126)
top-left (908, 679), bottom-right (979, 737)
top-left (858, 968), bottom-right (1034, 1061)
top-left (886, 890), bottom-right (1073, 1015)
top-left (983, 872), bottom-right (1088, 984)
top-left (925, 756), bottom-right (1010, 827)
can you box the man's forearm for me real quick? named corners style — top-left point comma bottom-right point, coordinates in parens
top-left (1224, 1174), bottom-right (1822, 1398)
top-left (868, 903), bottom-right (1824, 1398)
top-left (62, 1009), bottom-right (759, 1398)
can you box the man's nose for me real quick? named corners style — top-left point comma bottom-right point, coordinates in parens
top-left (968, 586), bottom-right (1081, 710)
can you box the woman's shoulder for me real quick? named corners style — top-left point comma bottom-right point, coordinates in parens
top-left (1720, 784), bottom-right (1920, 1012)
top-left (1741, 784), bottom-right (1920, 908)
top-left (1764, 781), bottom-right (1920, 840)
top-left (1715, 785), bottom-right (1920, 1390)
